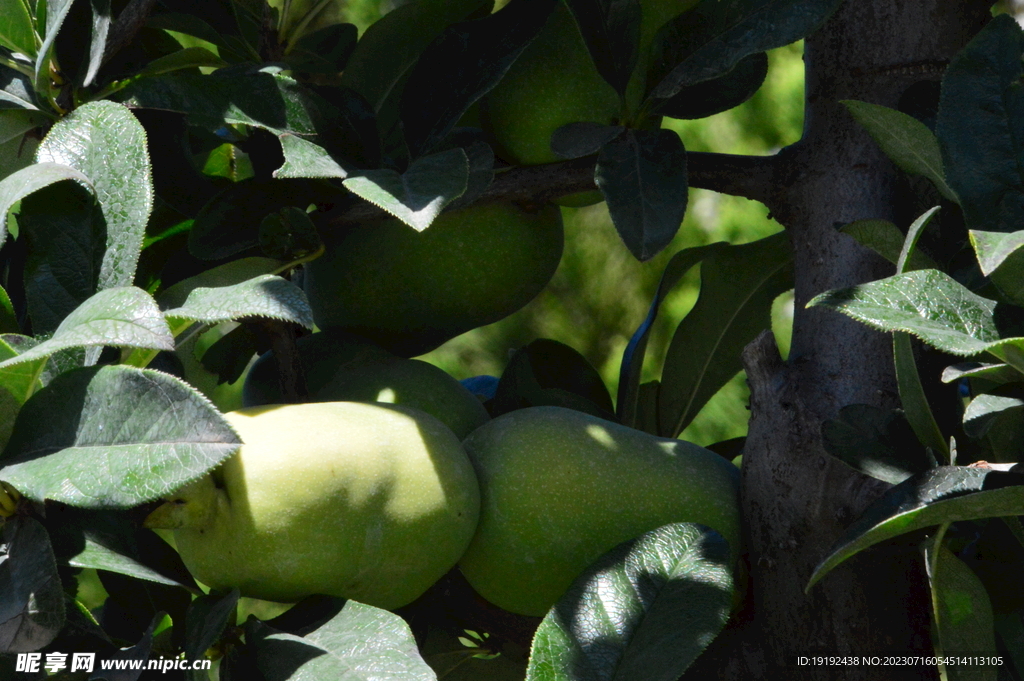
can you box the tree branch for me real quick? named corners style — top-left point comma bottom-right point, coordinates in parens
top-left (323, 151), bottom-right (782, 229)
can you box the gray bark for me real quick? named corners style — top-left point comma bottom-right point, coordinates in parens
top-left (706, 1), bottom-right (993, 678)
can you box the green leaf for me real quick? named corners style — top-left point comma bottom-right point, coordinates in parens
top-left (34, 0), bottom-right (76, 93)
top-left (37, 100), bottom-right (154, 290)
top-left (925, 545), bottom-right (998, 680)
top-left (184, 591), bottom-right (240, 681)
top-left (0, 0), bottom-right (38, 57)
top-left (942, 362), bottom-right (1023, 389)
top-left (156, 257), bottom-right (282, 309)
top-left (596, 128), bottom-right (687, 261)
top-left (340, 0), bottom-right (490, 113)
top-left (0, 66), bottom-right (38, 111)
top-left (275, 133), bottom-right (350, 179)
top-left (842, 100), bottom-right (957, 202)
top-left (963, 394), bottom-right (1024, 463)
top-left (0, 364), bottom-right (241, 508)
top-left (807, 270), bottom-right (1003, 357)
top-left (970, 230), bottom-right (1024, 308)
top-left (0, 161), bottom-right (91, 249)
top-left (134, 46), bottom-right (227, 79)
top-left (491, 339), bottom-right (616, 421)
top-left (840, 219), bottom-right (939, 271)
top-left (0, 287), bottom-right (173, 373)
top-left (617, 243), bottom-right (725, 429)
top-left (0, 110), bottom-right (44, 145)
top-left (20, 182), bottom-right (106, 335)
top-left (821, 404), bottom-right (932, 485)
top-left (659, 232), bottom-right (793, 438)
top-left (563, 0), bottom-right (640, 97)
top-left (250, 600), bottom-right (436, 681)
top-left (0, 285), bottom-right (16, 333)
top-left (526, 523), bottom-right (733, 681)
top-left (164, 274), bottom-right (314, 330)
top-left (0, 334), bottom-right (45, 404)
top-left (342, 148), bottom-right (468, 232)
top-left (806, 466), bottom-right (1024, 592)
top-left (893, 207), bottom-right (948, 458)
top-left (114, 70), bottom-right (320, 136)
top-left (43, 507), bottom-right (199, 590)
top-left (656, 52), bottom-right (769, 120)
top-left (648, 0), bottom-right (843, 100)
top-left (81, 0), bottom-right (111, 87)
top-left (0, 516), bottom-right (65, 653)
top-left (550, 122), bottom-right (625, 160)
top-left (399, 0), bottom-right (557, 157)
top-left (937, 14), bottom-right (1024, 233)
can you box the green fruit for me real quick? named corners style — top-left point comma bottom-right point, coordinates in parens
top-left (481, 3), bottom-right (620, 168)
top-left (242, 331), bottom-right (490, 439)
top-left (146, 402), bottom-right (480, 609)
top-left (177, 322), bottom-right (252, 413)
top-left (304, 202), bottom-right (563, 357)
top-left (458, 406), bottom-right (741, 616)
top-left (481, 0), bottom-right (701, 168)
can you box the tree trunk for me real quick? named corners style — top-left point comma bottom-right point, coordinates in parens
top-left (710, 1), bottom-right (993, 678)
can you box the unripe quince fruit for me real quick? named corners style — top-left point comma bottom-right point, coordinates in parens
top-left (145, 402), bottom-right (480, 610)
top-left (304, 202), bottom-right (563, 357)
top-left (242, 331), bottom-right (489, 439)
top-left (458, 406), bottom-right (740, 616)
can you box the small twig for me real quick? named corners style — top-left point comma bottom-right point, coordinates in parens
top-left (252, 319), bottom-right (308, 403)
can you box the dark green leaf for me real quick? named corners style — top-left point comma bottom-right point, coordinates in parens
top-left (37, 101), bottom-right (153, 290)
top-left (596, 128), bottom-right (687, 261)
top-left (963, 394), bottom-right (1024, 463)
top-left (492, 338), bottom-right (615, 420)
top-left (807, 466), bottom-right (1024, 591)
top-left (399, 0), bottom-right (557, 157)
top-left (250, 600), bottom-right (436, 681)
top-left (821, 404), bottom-right (931, 485)
top-left (971, 230), bottom-right (1024, 308)
top-left (840, 219), bottom-right (939, 271)
top-left (843, 100), bottom-right (956, 202)
top-left (0, 0), bottom-right (38, 57)
top-left (198, 323), bottom-right (259, 385)
top-left (659, 232), bottom-right (793, 437)
top-left (447, 141), bottom-right (495, 210)
top-left (259, 206), bottom-right (322, 261)
top-left (146, 11), bottom-right (242, 61)
top-left (617, 243), bottom-right (724, 428)
top-left (81, 0), bottom-right (111, 87)
top-left (550, 122), bottom-right (624, 160)
top-left (20, 182), bottom-right (105, 335)
top-left (156, 257), bottom-right (282, 310)
top-left (339, 0), bottom-right (490, 113)
top-left (0, 110), bottom-right (44, 145)
top-left (937, 14), bottom-right (1024, 233)
top-left (342, 148), bottom-right (468, 232)
top-left (164, 274), bottom-right (314, 329)
top-left (185, 590), bottom-right (239, 681)
top-left (0, 287), bottom-right (173, 370)
top-left (34, 0), bottom-right (77, 92)
top-left (656, 52), bottom-right (768, 120)
top-left (925, 545), bottom-right (998, 678)
top-left (0, 161), bottom-right (91, 249)
top-left (284, 23), bottom-right (357, 75)
top-left (187, 179), bottom-right (330, 260)
top-left (0, 286), bottom-right (15, 333)
top-left (42, 506), bottom-right (198, 590)
top-left (132, 45), bottom-right (228, 79)
top-left (563, 0), bottom-right (640, 96)
top-left (114, 70), bottom-right (320, 136)
top-left (0, 516), bottom-right (65, 653)
top-left (275, 134), bottom-right (350, 179)
top-left (526, 523), bottom-right (733, 681)
top-left (647, 0), bottom-right (843, 100)
top-left (0, 364), bottom-right (241, 508)
top-left (942, 362), bottom-right (1023, 387)
top-left (0, 66), bottom-right (38, 110)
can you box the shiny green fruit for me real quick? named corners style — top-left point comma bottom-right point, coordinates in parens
top-left (146, 402), bottom-right (480, 609)
top-left (242, 331), bottom-right (489, 438)
top-left (304, 202), bottom-right (563, 357)
top-left (458, 406), bottom-right (741, 616)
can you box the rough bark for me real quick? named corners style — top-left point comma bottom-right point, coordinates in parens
top-left (711, 1), bottom-right (993, 678)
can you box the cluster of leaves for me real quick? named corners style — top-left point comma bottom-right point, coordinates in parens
top-left (0, 0), bottom-right (839, 679)
top-left (806, 15), bottom-right (1024, 679)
